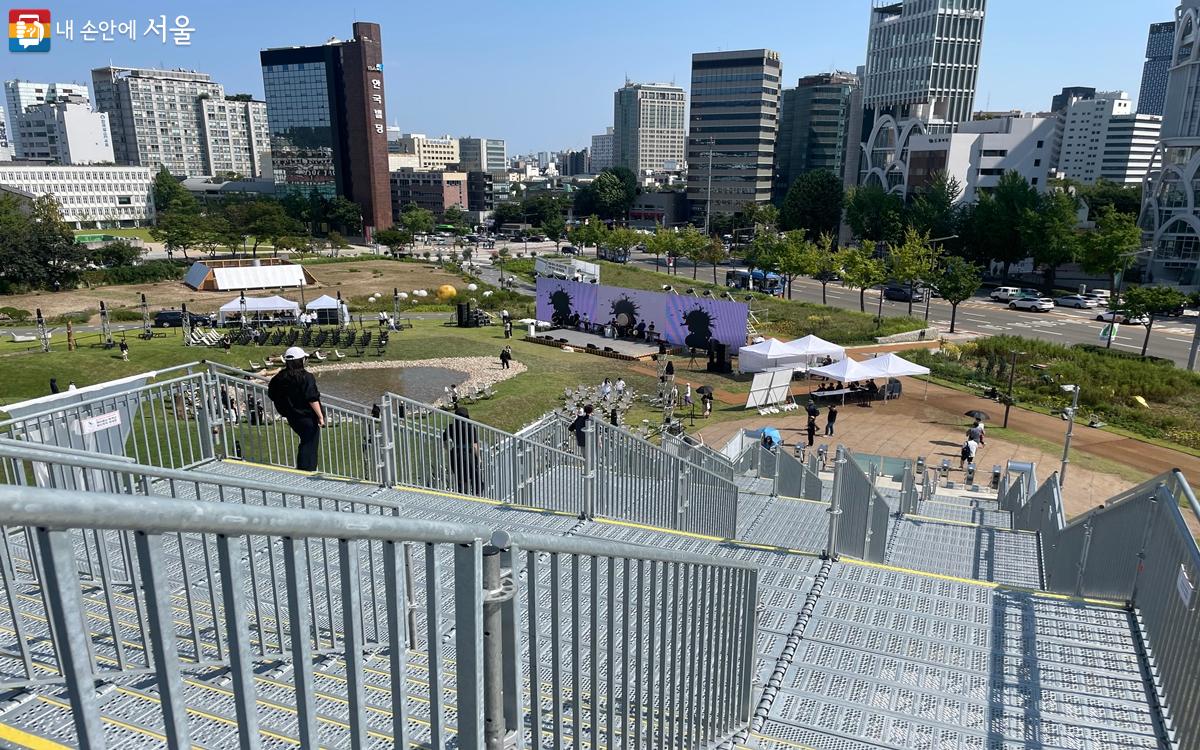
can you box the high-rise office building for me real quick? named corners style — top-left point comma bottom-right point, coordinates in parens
top-left (856, 0), bottom-right (987, 195)
top-left (391, 134), bottom-right (460, 171)
top-left (1050, 86), bottom-right (1097, 115)
top-left (92, 67), bottom-right (269, 178)
top-left (0, 107), bottom-right (9, 160)
top-left (906, 115), bottom-right (1055, 203)
top-left (1058, 92), bottom-right (1160, 185)
top-left (559, 149), bottom-right (589, 176)
top-left (1142, 3), bottom-right (1200, 288)
top-left (261, 22), bottom-right (393, 235)
top-left (13, 94), bottom-right (114, 164)
top-left (590, 128), bottom-right (614, 173)
top-left (4, 81), bottom-right (90, 157)
top-left (612, 81), bottom-right (686, 174)
top-left (459, 137), bottom-right (507, 175)
top-left (1139, 22), bottom-right (1176, 116)
top-left (774, 71), bottom-right (859, 200)
top-left (686, 49), bottom-right (782, 218)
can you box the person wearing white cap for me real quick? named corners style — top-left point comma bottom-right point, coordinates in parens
top-left (267, 346), bottom-right (325, 471)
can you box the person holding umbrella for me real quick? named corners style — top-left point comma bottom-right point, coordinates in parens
top-left (965, 410), bottom-right (988, 446)
top-left (697, 385), bottom-right (714, 417)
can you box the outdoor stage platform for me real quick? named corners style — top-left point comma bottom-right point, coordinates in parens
top-left (524, 328), bottom-right (672, 361)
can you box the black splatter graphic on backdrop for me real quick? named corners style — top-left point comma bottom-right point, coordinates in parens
top-left (681, 306), bottom-right (716, 349)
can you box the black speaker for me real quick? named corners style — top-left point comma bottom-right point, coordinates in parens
top-left (456, 302), bottom-right (472, 328)
top-left (707, 342), bottom-right (732, 373)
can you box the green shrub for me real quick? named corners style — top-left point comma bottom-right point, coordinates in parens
top-left (0, 306), bottom-right (31, 322)
top-left (109, 308), bottom-right (144, 322)
top-left (80, 260), bottom-right (185, 286)
top-left (52, 310), bottom-right (92, 325)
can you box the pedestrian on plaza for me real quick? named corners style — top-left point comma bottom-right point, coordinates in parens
top-left (600, 378), bottom-right (612, 398)
top-left (615, 377), bottom-right (626, 397)
top-left (703, 392), bottom-right (713, 417)
top-left (806, 398), bottom-right (820, 419)
top-left (448, 384), bottom-right (460, 406)
top-left (67, 381), bottom-right (77, 391)
top-left (825, 404), bottom-right (838, 436)
top-left (609, 408), bottom-right (620, 427)
top-left (569, 404), bottom-right (594, 455)
top-left (806, 416), bottom-right (817, 447)
top-left (967, 420), bottom-right (986, 446)
top-left (119, 339), bottom-right (129, 362)
top-left (959, 438), bottom-right (979, 469)
top-left (684, 382), bottom-right (693, 407)
top-left (266, 347), bottom-right (325, 472)
top-left (500, 346), bottom-right (513, 369)
top-left (49, 378), bottom-right (60, 394)
top-left (503, 318), bottom-right (513, 339)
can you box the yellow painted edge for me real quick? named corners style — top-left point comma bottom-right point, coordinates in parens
top-left (749, 732), bottom-right (819, 750)
top-left (842, 557), bottom-right (1126, 608)
top-left (0, 722), bottom-right (72, 750)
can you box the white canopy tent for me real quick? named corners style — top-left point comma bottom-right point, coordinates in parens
top-left (860, 352), bottom-right (932, 399)
top-left (217, 295), bottom-right (301, 325)
top-left (807, 356), bottom-right (874, 383)
top-left (305, 294), bottom-right (350, 325)
top-left (737, 338), bottom-right (808, 374)
top-left (786, 334), bottom-right (845, 361)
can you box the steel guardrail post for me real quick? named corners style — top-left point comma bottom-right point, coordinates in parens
top-left (825, 447), bottom-right (845, 559)
top-left (481, 545), bottom-right (515, 749)
top-left (583, 417), bottom-right (596, 519)
top-left (379, 394), bottom-right (398, 488)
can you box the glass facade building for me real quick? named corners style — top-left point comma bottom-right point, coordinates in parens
top-left (260, 22), bottom-right (393, 235)
top-left (774, 72), bottom-right (859, 200)
top-left (1139, 22), bottom-right (1176, 116)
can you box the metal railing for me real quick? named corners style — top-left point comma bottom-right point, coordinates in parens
top-left (661, 433), bottom-right (736, 483)
top-left (0, 482), bottom-right (758, 748)
top-left (1011, 470), bottom-right (1199, 749)
top-left (757, 443), bottom-right (778, 484)
top-left (825, 447), bottom-right (890, 563)
top-left (850, 452), bottom-right (912, 482)
top-left (898, 468), bottom-right (918, 516)
top-left (775, 450), bottom-right (824, 502)
top-left (208, 364), bottom-right (384, 483)
top-left (383, 393), bottom-right (586, 514)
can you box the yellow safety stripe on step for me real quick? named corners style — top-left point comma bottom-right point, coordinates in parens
top-left (32, 695), bottom-right (170, 746)
top-left (0, 721), bottom-right (72, 750)
top-left (903, 512), bottom-right (1038, 535)
top-left (842, 558), bottom-right (1127, 608)
top-left (749, 732), bottom-right (819, 750)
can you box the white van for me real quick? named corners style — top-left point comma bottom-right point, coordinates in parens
top-left (990, 287), bottom-right (1023, 301)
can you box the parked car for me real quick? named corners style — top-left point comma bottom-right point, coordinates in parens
top-left (154, 310), bottom-right (213, 328)
top-left (1008, 296), bottom-right (1055, 312)
top-left (883, 284), bottom-right (926, 302)
top-left (1096, 310), bottom-right (1149, 325)
top-left (1055, 295), bottom-right (1099, 309)
top-left (989, 286), bottom-right (1038, 301)
top-left (561, 245), bottom-right (580, 255)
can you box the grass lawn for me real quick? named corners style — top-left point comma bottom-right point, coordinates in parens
top-left (74, 228), bottom-right (156, 242)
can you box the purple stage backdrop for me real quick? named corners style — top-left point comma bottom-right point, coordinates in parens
top-left (535, 278), bottom-right (748, 349)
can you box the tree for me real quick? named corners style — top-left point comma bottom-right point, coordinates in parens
top-left (741, 201), bottom-right (780, 234)
top-left (576, 171), bottom-right (631, 220)
top-left (150, 210), bottom-right (206, 260)
top-left (227, 199), bottom-right (303, 257)
top-left (1123, 285), bottom-right (1189, 356)
top-left (540, 213), bottom-right (566, 249)
top-left (279, 190), bottom-right (312, 230)
top-left (839, 242), bottom-right (887, 313)
top-left (845, 183), bottom-right (904, 244)
top-left (92, 240), bottom-right (143, 268)
top-left (324, 196), bottom-right (362, 235)
top-left (326, 230), bottom-right (351, 254)
top-left (398, 203), bottom-right (435, 238)
top-left (933, 256), bottom-right (983, 333)
top-left (766, 232), bottom-right (809, 299)
top-left (492, 202), bottom-right (525, 227)
top-left (152, 166), bottom-right (196, 213)
top-left (698, 237), bottom-right (727, 284)
top-left (887, 229), bottom-right (939, 316)
top-left (906, 171), bottom-right (962, 247)
top-left (442, 205), bottom-right (469, 232)
top-left (1076, 179), bottom-right (1143, 219)
top-left (569, 216), bottom-right (608, 254)
top-left (675, 226), bottom-right (709, 279)
top-left (971, 171), bottom-right (1039, 281)
top-left (1081, 206), bottom-right (1143, 305)
top-left (605, 227), bottom-right (642, 262)
top-left (744, 232), bottom-right (780, 290)
top-left (1021, 191), bottom-right (1081, 292)
top-left (643, 226), bottom-right (678, 270)
top-left (779, 169), bottom-right (844, 239)
top-left (29, 196), bottom-right (86, 290)
top-left (808, 232), bottom-right (843, 305)
top-left (374, 228), bottom-right (410, 255)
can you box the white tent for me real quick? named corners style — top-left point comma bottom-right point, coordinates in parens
top-left (807, 357), bottom-right (874, 383)
top-left (786, 334), bottom-right (845, 361)
top-left (305, 294), bottom-right (350, 325)
top-left (859, 352), bottom-right (930, 378)
top-left (217, 295), bottom-right (301, 325)
top-left (737, 338), bottom-right (807, 374)
top-left (860, 352), bottom-right (933, 400)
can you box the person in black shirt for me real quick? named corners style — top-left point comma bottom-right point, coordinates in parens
top-left (569, 404), bottom-right (594, 455)
top-left (500, 346), bottom-right (512, 369)
top-left (442, 406), bottom-right (482, 494)
top-left (825, 404), bottom-right (838, 436)
top-left (267, 347), bottom-right (325, 471)
top-left (806, 416), bottom-right (817, 447)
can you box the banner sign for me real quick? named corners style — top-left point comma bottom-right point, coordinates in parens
top-left (78, 410), bottom-right (122, 436)
top-left (535, 278), bottom-right (749, 349)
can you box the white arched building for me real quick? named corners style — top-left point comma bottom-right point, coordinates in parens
top-left (1140, 1), bottom-right (1200, 290)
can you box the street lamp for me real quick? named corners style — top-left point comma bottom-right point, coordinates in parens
top-left (1059, 384), bottom-right (1081, 488)
top-left (1001, 350), bottom-right (1025, 428)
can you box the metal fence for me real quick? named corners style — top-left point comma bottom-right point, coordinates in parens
top-left (850, 452), bottom-right (912, 483)
top-left (662, 433), bottom-right (736, 483)
top-left (775, 450), bottom-right (824, 502)
top-left (1011, 470), bottom-right (1199, 749)
top-left (0, 478), bottom-right (758, 749)
top-left (825, 448), bottom-right (890, 563)
top-left (757, 443), bottom-right (778, 484)
top-left (898, 469), bottom-right (918, 516)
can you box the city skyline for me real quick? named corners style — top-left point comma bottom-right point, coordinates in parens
top-left (1, 0), bottom-right (1176, 154)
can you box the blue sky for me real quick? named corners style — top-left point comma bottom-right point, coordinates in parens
top-left (3, 0), bottom-right (1175, 154)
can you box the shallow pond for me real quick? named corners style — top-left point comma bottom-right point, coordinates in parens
top-left (314, 366), bottom-right (467, 406)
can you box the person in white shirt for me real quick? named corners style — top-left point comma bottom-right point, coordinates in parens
top-left (959, 438), bottom-right (979, 469)
top-left (615, 378), bottom-right (626, 396)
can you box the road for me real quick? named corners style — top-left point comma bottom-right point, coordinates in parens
top-left (625, 252), bottom-right (1200, 366)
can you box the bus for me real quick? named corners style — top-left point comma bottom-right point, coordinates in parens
top-left (725, 269), bottom-right (784, 296)
top-left (597, 245), bottom-right (630, 263)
